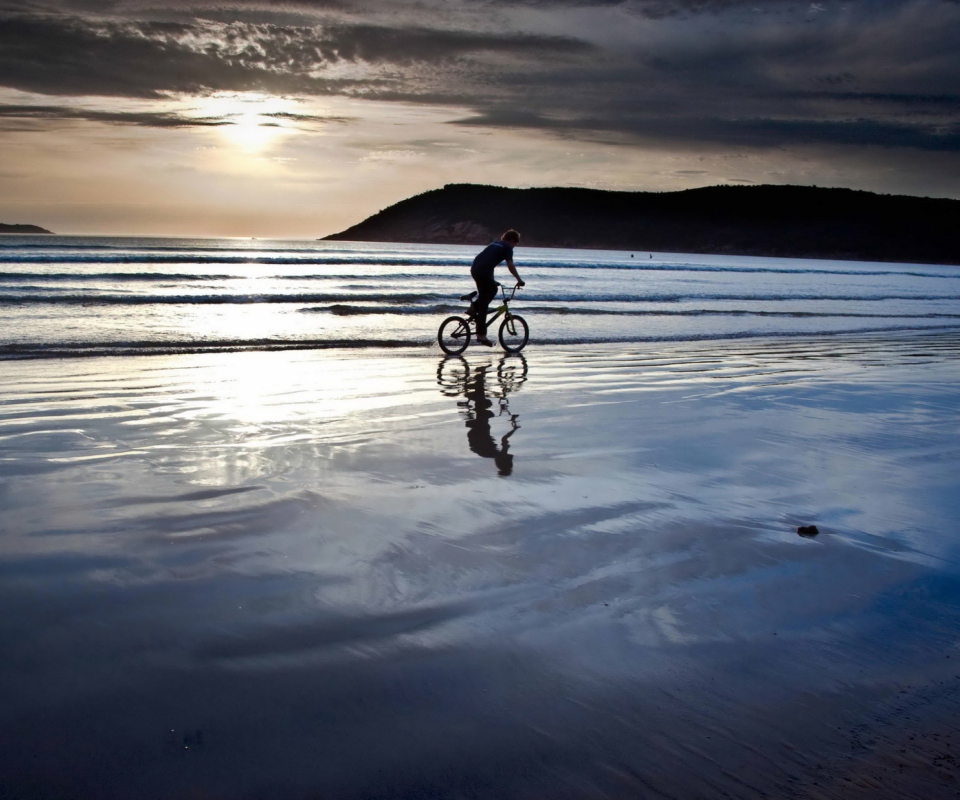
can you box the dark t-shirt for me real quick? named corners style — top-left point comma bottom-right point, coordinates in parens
top-left (471, 241), bottom-right (513, 280)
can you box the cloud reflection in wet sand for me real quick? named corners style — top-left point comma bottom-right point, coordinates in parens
top-left (1, 333), bottom-right (960, 797)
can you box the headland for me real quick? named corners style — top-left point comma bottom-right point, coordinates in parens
top-left (324, 183), bottom-right (960, 265)
top-left (0, 223), bottom-right (53, 234)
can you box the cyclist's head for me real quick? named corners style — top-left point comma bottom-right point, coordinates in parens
top-left (501, 230), bottom-right (520, 244)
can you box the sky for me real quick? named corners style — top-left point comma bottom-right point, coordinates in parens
top-left (1, 0), bottom-right (959, 236)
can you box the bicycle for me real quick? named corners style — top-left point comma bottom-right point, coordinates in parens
top-left (436, 353), bottom-right (528, 399)
top-left (437, 282), bottom-right (529, 355)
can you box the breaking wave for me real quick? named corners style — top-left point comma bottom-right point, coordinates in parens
top-left (4, 292), bottom-right (960, 306)
top-left (5, 324), bottom-right (960, 360)
top-left (2, 252), bottom-right (959, 279)
top-left (301, 303), bottom-right (960, 319)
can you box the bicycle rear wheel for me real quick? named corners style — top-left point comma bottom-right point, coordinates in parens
top-left (499, 314), bottom-right (529, 353)
top-left (438, 316), bottom-right (471, 355)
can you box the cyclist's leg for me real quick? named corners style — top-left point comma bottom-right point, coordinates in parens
top-left (472, 274), bottom-right (498, 339)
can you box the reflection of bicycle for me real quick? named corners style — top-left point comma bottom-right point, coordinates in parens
top-left (438, 282), bottom-right (529, 355)
top-left (437, 355), bottom-right (525, 477)
top-left (496, 354), bottom-right (528, 396)
top-left (437, 356), bottom-right (471, 397)
top-left (437, 354), bottom-right (528, 399)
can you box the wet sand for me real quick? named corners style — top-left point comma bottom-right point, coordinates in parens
top-left (2, 332), bottom-right (960, 799)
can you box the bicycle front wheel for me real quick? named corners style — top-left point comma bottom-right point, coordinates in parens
top-left (497, 354), bottom-right (528, 392)
top-left (499, 314), bottom-right (529, 353)
top-left (437, 355), bottom-right (470, 395)
top-left (438, 316), bottom-right (471, 355)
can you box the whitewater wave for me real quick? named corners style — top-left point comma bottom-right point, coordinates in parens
top-left (0, 254), bottom-right (470, 267)
top-left (0, 292), bottom-right (446, 305)
top-left (300, 303), bottom-right (960, 319)
top-left (0, 272), bottom-right (237, 282)
top-left (3, 291), bottom-right (959, 306)
top-left (2, 252), bottom-right (959, 279)
top-left (5, 323), bottom-right (960, 360)
top-left (0, 338), bottom-right (425, 359)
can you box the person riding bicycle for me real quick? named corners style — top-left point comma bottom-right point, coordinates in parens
top-left (471, 230), bottom-right (525, 347)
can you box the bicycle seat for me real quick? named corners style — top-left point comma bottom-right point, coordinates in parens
top-left (460, 290), bottom-right (478, 301)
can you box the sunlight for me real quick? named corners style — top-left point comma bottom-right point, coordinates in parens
top-left (193, 93), bottom-right (299, 154)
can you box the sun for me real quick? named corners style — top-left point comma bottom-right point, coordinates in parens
top-left (192, 93), bottom-right (298, 154)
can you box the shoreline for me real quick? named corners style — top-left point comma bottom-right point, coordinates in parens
top-left (4, 325), bottom-right (960, 362)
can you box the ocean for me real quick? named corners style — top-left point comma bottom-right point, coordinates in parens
top-left (2, 235), bottom-right (959, 358)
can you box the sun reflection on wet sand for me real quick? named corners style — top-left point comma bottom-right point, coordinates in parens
top-left (2, 335), bottom-right (960, 797)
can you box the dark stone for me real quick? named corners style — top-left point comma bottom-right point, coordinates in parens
top-left (797, 525), bottom-right (820, 537)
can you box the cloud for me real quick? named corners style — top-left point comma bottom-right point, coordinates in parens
top-left (0, 103), bottom-right (231, 128)
top-left (314, 23), bottom-right (591, 63)
top-left (0, 12), bottom-right (593, 99)
top-left (0, 0), bottom-right (958, 158)
top-left (260, 111), bottom-right (354, 123)
top-left (0, 17), bottom-right (241, 98)
top-left (453, 111), bottom-right (960, 152)
top-left (0, 100), bottom-right (357, 133)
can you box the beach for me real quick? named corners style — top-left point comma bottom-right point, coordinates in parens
top-left (2, 328), bottom-right (960, 798)
top-left (3, 237), bottom-right (960, 798)
top-left (5, 0), bottom-right (960, 791)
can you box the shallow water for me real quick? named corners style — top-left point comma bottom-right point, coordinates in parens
top-left (2, 332), bottom-right (960, 797)
top-left (2, 236), bottom-right (959, 358)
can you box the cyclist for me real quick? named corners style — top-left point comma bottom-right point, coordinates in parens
top-left (471, 229), bottom-right (525, 346)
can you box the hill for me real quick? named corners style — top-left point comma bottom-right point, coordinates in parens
top-left (324, 184), bottom-right (960, 265)
top-left (0, 223), bottom-right (53, 234)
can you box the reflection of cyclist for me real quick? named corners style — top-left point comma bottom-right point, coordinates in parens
top-left (463, 364), bottom-right (518, 476)
top-left (471, 230), bottom-right (525, 347)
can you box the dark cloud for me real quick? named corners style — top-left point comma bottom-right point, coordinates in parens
top-left (0, 103), bottom-right (231, 127)
top-left (492, 0), bottom-right (791, 17)
top-left (0, 0), bottom-right (958, 158)
top-left (0, 15), bottom-right (290, 97)
top-left (0, 0), bottom-right (825, 15)
top-left (793, 92), bottom-right (960, 112)
top-left (0, 12), bottom-right (593, 98)
top-left (453, 110), bottom-right (960, 152)
top-left (0, 103), bottom-right (356, 130)
top-left (314, 23), bottom-right (591, 63)
top-left (260, 111), bottom-right (354, 122)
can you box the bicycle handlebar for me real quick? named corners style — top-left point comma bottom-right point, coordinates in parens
top-left (498, 282), bottom-right (523, 300)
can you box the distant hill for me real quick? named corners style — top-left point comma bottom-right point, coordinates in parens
top-left (0, 223), bottom-right (53, 234)
top-left (324, 184), bottom-right (960, 265)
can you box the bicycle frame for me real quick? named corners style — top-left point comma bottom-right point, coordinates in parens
top-left (471, 283), bottom-right (520, 332)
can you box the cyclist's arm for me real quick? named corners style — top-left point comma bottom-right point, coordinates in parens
top-left (505, 257), bottom-right (525, 287)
